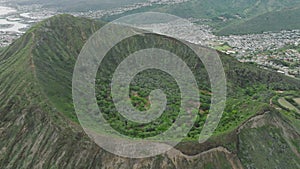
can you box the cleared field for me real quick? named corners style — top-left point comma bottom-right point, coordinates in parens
top-left (278, 98), bottom-right (300, 113)
top-left (293, 98), bottom-right (300, 106)
top-left (214, 45), bottom-right (231, 51)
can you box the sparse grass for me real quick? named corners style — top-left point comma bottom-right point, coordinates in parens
top-left (214, 44), bottom-right (231, 52)
top-left (278, 98), bottom-right (300, 114)
top-left (294, 98), bottom-right (300, 106)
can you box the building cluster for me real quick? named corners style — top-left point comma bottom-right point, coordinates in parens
top-left (70, 0), bottom-right (189, 18)
top-left (0, 0), bottom-right (190, 45)
top-left (0, 31), bottom-right (20, 47)
top-left (0, 0), bottom-right (299, 78)
top-left (137, 21), bottom-right (300, 77)
top-left (224, 30), bottom-right (300, 77)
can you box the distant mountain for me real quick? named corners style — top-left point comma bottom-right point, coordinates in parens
top-left (13, 0), bottom-right (147, 11)
top-left (217, 6), bottom-right (300, 35)
top-left (153, 0), bottom-right (298, 19)
top-left (0, 14), bottom-right (300, 168)
top-left (105, 0), bottom-right (300, 34)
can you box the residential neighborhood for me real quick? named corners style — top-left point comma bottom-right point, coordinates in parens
top-left (139, 20), bottom-right (300, 78)
top-left (0, 0), bottom-right (299, 78)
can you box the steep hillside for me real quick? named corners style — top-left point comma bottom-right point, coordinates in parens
top-left (0, 14), bottom-right (299, 168)
top-left (217, 6), bottom-right (300, 35)
top-left (154, 0), bottom-right (298, 19)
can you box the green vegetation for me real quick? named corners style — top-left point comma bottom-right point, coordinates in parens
top-left (273, 90), bottom-right (300, 115)
top-left (238, 120), bottom-right (300, 169)
top-left (92, 32), bottom-right (300, 140)
top-left (106, 0), bottom-right (300, 35)
top-left (213, 43), bottom-right (231, 52)
top-left (278, 98), bottom-right (299, 113)
top-left (26, 15), bottom-right (300, 140)
top-left (1, 14), bottom-right (299, 141)
top-left (0, 14), bottom-right (300, 168)
top-left (294, 98), bottom-right (300, 105)
top-left (217, 7), bottom-right (300, 35)
top-left (94, 33), bottom-right (208, 139)
top-left (30, 15), bottom-right (104, 122)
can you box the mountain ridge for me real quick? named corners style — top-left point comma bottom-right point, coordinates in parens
top-left (217, 6), bottom-right (300, 35)
top-left (0, 14), bottom-right (299, 168)
top-left (103, 0), bottom-right (300, 34)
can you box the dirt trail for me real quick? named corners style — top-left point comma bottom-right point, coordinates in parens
top-left (167, 146), bottom-right (244, 169)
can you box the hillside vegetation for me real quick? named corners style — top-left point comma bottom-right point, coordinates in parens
top-left (0, 14), bottom-right (299, 168)
top-left (217, 6), bottom-right (300, 35)
top-left (105, 0), bottom-right (300, 35)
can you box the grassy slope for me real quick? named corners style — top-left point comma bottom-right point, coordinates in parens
top-left (217, 6), bottom-right (300, 35)
top-left (295, 98), bottom-right (300, 105)
top-left (238, 111), bottom-right (300, 168)
top-left (0, 15), bottom-right (110, 169)
top-left (279, 98), bottom-right (300, 113)
top-left (30, 15), bottom-right (104, 122)
top-left (162, 0), bottom-right (300, 32)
